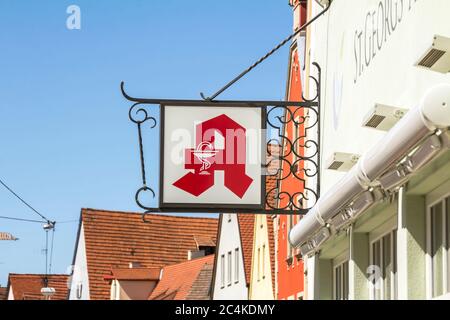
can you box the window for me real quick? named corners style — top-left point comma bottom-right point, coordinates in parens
top-left (199, 245), bottom-right (215, 256)
top-left (220, 254), bottom-right (225, 288)
top-left (333, 261), bottom-right (349, 300)
top-left (262, 244), bottom-right (266, 279)
top-left (428, 197), bottom-right (450, 298)
top-left (291, 116), bottom-right (301, 174)
top-left (287, 215), bottom-right (293, 258)
top-left (370, 230), bottom-right (398, 300)
top-left (76, 283), bottom-right (83, 300)
top-left (234, 248), bottom-right (239, 283)
top-left (227, 251), bottom-right (232, 286)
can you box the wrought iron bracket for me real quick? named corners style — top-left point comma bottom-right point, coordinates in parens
top-left (122, 63), bottom-right (321, 215)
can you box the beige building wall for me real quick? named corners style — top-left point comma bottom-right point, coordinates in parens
top-left (110, 279), bottom-right (157, 300)
top-left (249, 215), bottom-right (274, 300)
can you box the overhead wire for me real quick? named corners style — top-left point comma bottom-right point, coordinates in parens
top-left (0, 178), bottom-right (49, 223)
top-left (0, 215), bottom-right (44, 224)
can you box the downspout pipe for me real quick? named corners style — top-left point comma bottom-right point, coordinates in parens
top-left (289, 84), bottom-right (450, 249)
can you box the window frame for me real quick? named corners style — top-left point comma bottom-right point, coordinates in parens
top-left (234, 248), bottom-right (239, 284)
top-left (426, 193), bottom-right (450, 299)
top-left (76, 282), bottom-right (83, 300)
top-left (227, 251), bottom-right (232, 287)
top-left (369, 228), bottom-right (398, 300)
top-left (220, 254), bottom-right (225, 289)
top-left (331, 257), bottom-right (350, 300)
top-left (262, 244), bottom-right (266, 280)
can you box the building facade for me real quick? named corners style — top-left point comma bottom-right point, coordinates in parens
top-left (290, 0), bottom-right (450, 300)
top-left (69, 208), bottom-right (217, 300)
top-left (211, 214), bottom-right (253, 300)
top-left (249, 215), bottom-right (275, 300)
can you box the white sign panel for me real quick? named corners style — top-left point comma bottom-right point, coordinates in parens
top-left (161, 105), bottom-right (263, 209)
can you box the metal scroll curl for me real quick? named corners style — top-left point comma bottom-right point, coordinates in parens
top-left (122, 85), bottom-right (160, 212)
top-left (264, 63), bottom-right (321, 215)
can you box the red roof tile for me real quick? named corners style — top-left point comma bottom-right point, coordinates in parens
top-left (186, 260), bottom-right (214, 300)
top-left (7, 274), bottom-right (69, 300)
top-left (105, 267), bottom-right (161, 281)
top-left (79, 208), bottom-right (218, 300)
top-left (194, 235), bottom-right (216, 247)
top-left (237, 214), bottom-right (255, 285)
top-left (149, 255), bottom-right (214, 300)
top-left (0, 287), bottom-right (7, 300)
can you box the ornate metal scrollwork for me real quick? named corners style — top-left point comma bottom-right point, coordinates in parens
top-left (263, 63), bottom-right (321, 215)
top-left (121, 63), bottom-right (321, 215)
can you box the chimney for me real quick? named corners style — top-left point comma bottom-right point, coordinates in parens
top-left (129, 262), bottom-right (142, 268)
top-left (188, 250), bottom-right (206, 260)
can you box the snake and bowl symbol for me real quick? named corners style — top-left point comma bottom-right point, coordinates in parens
top-left (192, 141), bottom-right (218, 175)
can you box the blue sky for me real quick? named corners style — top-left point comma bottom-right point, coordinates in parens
top-left (0, 0), bottom-right (291, 285)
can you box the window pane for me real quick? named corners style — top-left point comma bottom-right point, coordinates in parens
top-left (235, 248), bottom-right (239, 283)
top-left (221, 254), bottom-right (225, 287)
top-left (447, 198), bottom-right (450, 294)
top-left (262, 245), bottom-right (266, 278)
top-left (333, 262), bottom-right (349, 300)
top-left (288, 215), bottom-right (293, 256)
top-left (227, 251), bottom-right (232, 286)
top-left (431, 202), bottom-right (444, 297)
top-left (393, 230), bottom-right (398, 300)
top-left (343, 262), bottom-right (349, 300)
top-left (383, 234), bottom-right (392, 300)
top-left (372, 241), bottom-right (381, 300)
top-left (335, 266), bottom-right (341, 300)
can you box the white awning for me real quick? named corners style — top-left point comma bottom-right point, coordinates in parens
top-left (289, 84), bottom-right (450, 255)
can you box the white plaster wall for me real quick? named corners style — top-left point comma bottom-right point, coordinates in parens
top-left (212, 214), bottom-right (248, 300)
top-left (309, 0), bottom-right (450, 196)
top-left (69, 223), bottom-right (90, 300)
top-left (249, 215), bottom-right (274, 300)
top-left (7, 286), bottom-right (14, 300)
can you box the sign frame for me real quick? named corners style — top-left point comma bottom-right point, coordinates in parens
top-left (159, 103), bottom-right (267, 212)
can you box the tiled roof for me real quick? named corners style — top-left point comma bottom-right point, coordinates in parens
top-left (194, 235), bottom-right (216, 247)
top-left (0, 287), bottom-right (7, 300)
top-left (237, 214), bottom-right (255, 285)
top-left (149, 255), bottom-right (214, 300)
top-left (79, 208), bottom-right (218, 300)
top-left (7, 274), bottom-right (69, 300)
top-left (186, 260), bottom-right (214, 300)
top-left (104, 267), bottom-right (161, 281)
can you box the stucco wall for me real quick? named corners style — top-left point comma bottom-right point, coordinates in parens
top-left (308, 0), bottom-right (450, 196)
top-left (303, 0), bottom-right (450, 301)
top-left (212, 214), bottom-right (248, 300)
top-left (69, 224), bottom-right (90, 300)
top-left (249, 215), bottom-right (274, 300)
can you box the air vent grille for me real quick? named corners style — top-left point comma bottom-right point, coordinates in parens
top-left (328, 161), bottom-right (344, 171)
top-left (418, 49), bottom-right (446, 68)
top-left (366, 114), bottom-right (386, 128)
